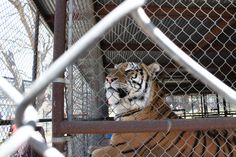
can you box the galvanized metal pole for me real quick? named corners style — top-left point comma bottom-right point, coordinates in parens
top-left (67, 0), bottom-right (74, 122)
top-left (67, 0), bottom-right (73, 156)
top-left (32, 10), bottom-right (39, 82)
top-left (216, 94), bottom-right (220, 116)
top-left (223, 99), bottom-right (227, 117)
top-left (58, 117), bottom-right (236, 134)
top-left (52, 0), bottom-right (67, 152)
top-left (32, 10), bottom-right (39, 108)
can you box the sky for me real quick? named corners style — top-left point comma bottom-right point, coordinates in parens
top-left (0, 0), bottom-right (33, 81)
top-left (0, 0), bottom-right (53, 81)
top-left (0, 0), bottom-right (53, 132)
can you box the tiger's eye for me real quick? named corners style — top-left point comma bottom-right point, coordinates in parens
top-left (125, 69), bottom-right (132, 75)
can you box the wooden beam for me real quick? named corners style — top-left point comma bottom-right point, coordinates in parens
top-left (33, 0), bottom-right (54, 31)
top-left (94, 3), bottom-right (233, 20)
top-left (100, 41), bottom-right (161, 51)
top-left (195, 19), bottom-right (235, 52)
top-left (100, 40), bottom-right (235, 52)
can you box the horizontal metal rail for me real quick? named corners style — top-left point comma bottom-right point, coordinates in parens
top-left (59, 117), bottom-right (236, 134)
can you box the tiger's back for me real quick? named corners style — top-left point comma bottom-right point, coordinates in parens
top-left (92, 62), bottom-right (236, 157)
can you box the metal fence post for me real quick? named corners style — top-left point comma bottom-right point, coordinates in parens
top-left (32, 10), bottom-right (39, 108)
top-left (52, 0), bottom-right (67, 153)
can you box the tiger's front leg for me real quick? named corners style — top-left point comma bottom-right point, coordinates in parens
top-left (91, 145), bottom-right (124, 157)
top-left (92, 132), bottom-right (157, 157)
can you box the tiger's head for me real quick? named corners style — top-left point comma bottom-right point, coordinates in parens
top-left (105, 62), bottom-right (161, 117)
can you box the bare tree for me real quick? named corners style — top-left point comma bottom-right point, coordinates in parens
top-left (0, 0), bottom-right (53, 114)
top-left (8, 0), bottom-right (34, 47)
top-left (0, 49), bottom-right (24, 92)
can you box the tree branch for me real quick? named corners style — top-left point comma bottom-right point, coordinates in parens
top-left (8, 0), bottom-right (34, 47)
top-left (0, 48), bottom-right (24, 92)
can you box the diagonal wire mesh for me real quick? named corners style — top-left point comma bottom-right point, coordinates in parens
top-left (0, 0), bottom-right (235, 156)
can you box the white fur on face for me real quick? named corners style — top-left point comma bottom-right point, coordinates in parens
top-left (106, 88), bottom-right (120, 105)
top-left (125, 62), bottom-right (140, 71)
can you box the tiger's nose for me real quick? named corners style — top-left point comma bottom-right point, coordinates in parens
top-left (106, 76), bottom-right (118, 83)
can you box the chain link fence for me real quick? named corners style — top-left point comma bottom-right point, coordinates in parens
top-left (65, 0), bottom-right (236, 156)
top-left (0, 0), bottom-right (235, 156)
top-left (0, 0), bottom-right (53, 149)
top-left (0, 0), bottom-right (35, 144)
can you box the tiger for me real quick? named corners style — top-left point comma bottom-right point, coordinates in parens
top-left (92, 62), bottom-right (236, 157)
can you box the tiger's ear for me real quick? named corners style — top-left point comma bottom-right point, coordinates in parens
top-left (147, 63), bottom-right (160, 79)
top-left (106, 68), bottom-right (114, 74)
top-left (114, 63), bottom-right (121, 69)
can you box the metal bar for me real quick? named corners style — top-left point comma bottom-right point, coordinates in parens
top-left (0, 76), bottom-right (24, 104)
top-left (0, 122), bottom-right (64, 157)
top-left (216, 94), bottom-right (220, 116)
top-left (131, 8), bottom-right (236, 106)
top-left (203, 94), bottom-right (207, 117)
top-left (52, 0), bottom-right (67, 152)
top-left (0, 125), bottom-right (34, 157)
top-left (223, 99), bottom-right (228, 117)
top-left (33, 10), bottom-right (39, 82)
top-left (201, 95), bottom-right (204, 118)
top-left (66, 0), bottom-right (73, 156)
top-left (14, 0), bottom-right (146, 127)
top-left (67, 0), bottom-right (74, 122)
top-left (0, 76), bottom-right (49, 157)
top-left (32, 10), bottom-right (39, 107)
top-left (59, 117), bottom-right (236, 134)
top-left (29, 132), bottom-right (64, 157)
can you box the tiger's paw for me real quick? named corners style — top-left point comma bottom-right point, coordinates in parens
top-left (92, 146), bottom-right (121, 157)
